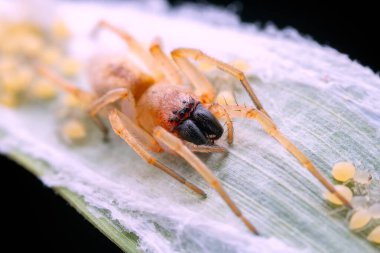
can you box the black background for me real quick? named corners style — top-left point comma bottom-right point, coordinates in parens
top-left (1, 1), bottom-right (378, 252)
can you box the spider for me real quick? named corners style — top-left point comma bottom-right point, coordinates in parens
top-left (38, 20), bottom-right (352, 235)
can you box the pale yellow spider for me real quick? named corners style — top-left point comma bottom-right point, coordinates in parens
top-left (38, 20), bottom-right (352, 235)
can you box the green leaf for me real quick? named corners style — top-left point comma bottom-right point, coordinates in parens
top-left (1, 1), bottom-right (380, 253)
top-left (8, 151), bottom-right (141, 253)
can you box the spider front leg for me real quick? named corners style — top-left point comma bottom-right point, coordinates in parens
top-left (109, 109), bottom-right (206, 197)
top-left (92, 20), bottom-right (163, 79)
top-left (207, 103), bottom-right (353, 209)
top-left (171, 48), bottom-right (270, 118)
top-left (36, 65), bottom-right (96, 103)
top-left (36, 65), bottom-right (110, 139)
top-left (185, 143), bottom-right (226, 153)
top-left (164, 49), bottom-right (234, 142)
top-left (87, 88), bottom-right (130, 117)
top-left (153, 126), bottom-right (259, 234)
top-left (149, 41), bottom-right (183, 85)
top-left (170, 50), bottom-right (216, 103)
top-left (87, 87), bottom-right (134, 141)
top-left (210, 103), bottom-right (234, 144)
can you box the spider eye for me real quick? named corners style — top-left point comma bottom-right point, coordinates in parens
top-left (178, 108), bottom-right (186, 118)
top-left (176, 119), bottom-right (208, 145)
top-left (192, 104), bottom-right (223, 140)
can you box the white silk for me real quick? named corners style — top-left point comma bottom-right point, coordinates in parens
top-left (1, 1), bottom-right (379, 253)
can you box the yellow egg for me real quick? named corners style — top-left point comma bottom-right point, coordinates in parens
top-left (0, 38), bottom-right (19, 54)
top-left (332, 162), bottom-right (356, 182)
top-left (17, 67), bottom-right (34, 85)
top-left (30, 79), bottom-right (57, 100)
top-left (63, 94), bottom-right (82, 108)
top-left (0, 93), bottom-right (18, 107)
top-left (52, 20), bottom-right (71, 41)
top-left (7, 22), bottom-right (39, 35)
top-left (40, 47), bottom-right (61, 65)
top-left (0, 26), bottom-right (4, 40)
top-left (22, 35), bottom-right (44, 56)
top-left (62, 120), bottom-right (87, 140)
top-left (349, 209), bottom-right (371, 230)
top-left (0, 56), bottom-right (18, 72)
top-left (2, 69), bottom-right (31, 94)
top-left (367, 226), bottom-right (380, 244)
top-left (59, 57), bottom-right (80, 77)
top-left (324, 185), bottom-right (353, 205)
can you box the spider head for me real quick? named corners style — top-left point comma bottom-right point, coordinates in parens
top-left (170, 101), bottom-right (223, 145)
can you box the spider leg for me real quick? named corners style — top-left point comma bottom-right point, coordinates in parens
top-left (36, 65), bottom-right (95, 103)
top-left (92, 20), bottom-right (162, 79)
top-left (169, 50), bottom-right (216, 103)
top-left (209, 103), bottom-right (234, 144)
top-left (36, 65), bottom-right (110, 139)
top-left (185, 142), bottom-right (226, 153)
top-left (171, 48), bottom-right (270, 118)
top-left (87, 87), bottom-right (134, 142)
top-left (153, 126), bottom-right (258, 234)
top-left (109, 109), bottom-right (206, 197)
top-left (87, 88), bottom-right (130, 117)
top-left (207, 103), bottom-right (353, 209)
top-left (149, 41), bottom-right (183, 85)
top-left (215, 89), bottom-right (237, 106)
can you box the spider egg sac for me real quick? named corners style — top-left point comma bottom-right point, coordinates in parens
top-left (349, 209), bottom-right (371, 230)
top-left (353, 170), bottom-right (372, 184)
top-left (367, 226), bottom-right (380, 244)
top-left (332, 162), bottom-right (356, 182)
top-left (324, 185), bottom-right (353, 205)
top-left (351, 196), bottom-right (368, 209)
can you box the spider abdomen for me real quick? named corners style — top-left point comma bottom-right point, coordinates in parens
top-left (87, 54), bottom-right (155, 99)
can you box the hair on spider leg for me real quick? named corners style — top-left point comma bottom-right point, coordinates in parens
top-left (223, 96), bottom-right (228, 105)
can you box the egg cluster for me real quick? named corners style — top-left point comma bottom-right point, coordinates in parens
top-left (0, 19), bottom-right (88, 143)
top-left (325, 162), bottom-right (380, 244)
top-left (0, 19), bottom-right (80, 107)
